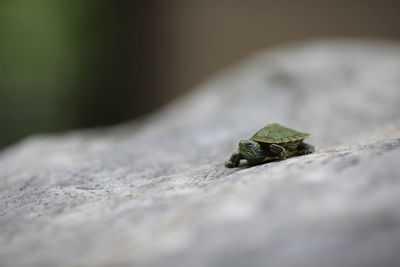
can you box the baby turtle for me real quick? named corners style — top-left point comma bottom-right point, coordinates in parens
top-left (225, 123), bottom-right (315, 168)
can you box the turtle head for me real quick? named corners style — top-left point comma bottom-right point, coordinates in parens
top-left (239, 139), bottom-right (263, 160)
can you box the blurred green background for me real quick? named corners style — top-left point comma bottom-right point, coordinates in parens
top-left (0, 0), bottom-right (83, 147)
top-left (1, 0), bottom-right (400, 149)
top-left (0, 1), bottom-right (137, 148)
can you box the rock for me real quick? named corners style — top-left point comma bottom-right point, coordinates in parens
top-left (1, 39), bottom-right (400, 267)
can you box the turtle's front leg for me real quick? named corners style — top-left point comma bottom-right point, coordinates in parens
top-left (298, 142), bottom-right (315, 155)
top-left (269, 144), bottom-right (287, 159)
top-left (225, 151), bottom-right (243, 168)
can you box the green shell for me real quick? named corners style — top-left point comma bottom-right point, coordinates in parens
top-left (250, 123), bottom-right (310, 144)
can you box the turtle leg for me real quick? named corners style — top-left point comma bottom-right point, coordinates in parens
top-left (269, 144), bottom-right (287, 160)
top-left (225, 151), bottom-right (243, 168)
top-left (298, 142), bottom-right (315, 155)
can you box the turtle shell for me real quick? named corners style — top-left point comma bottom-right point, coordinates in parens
top-left (250, 123), bottom-right (310, 144)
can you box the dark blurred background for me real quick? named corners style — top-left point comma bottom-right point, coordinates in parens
top-left (1, 0), bottom-right (400, 149)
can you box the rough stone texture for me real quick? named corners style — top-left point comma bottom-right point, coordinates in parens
top-left (1, 40), bottom-right (400, 267)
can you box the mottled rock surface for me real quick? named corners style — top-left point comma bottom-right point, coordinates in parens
top-left (1, 40), bottom-right (400, 267)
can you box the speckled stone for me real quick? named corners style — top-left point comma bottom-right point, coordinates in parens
top-left (1, 40), bottom-right (400, 267)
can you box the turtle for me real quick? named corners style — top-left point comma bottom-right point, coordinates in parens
top-left (225, 123), bottom-right (315, 168)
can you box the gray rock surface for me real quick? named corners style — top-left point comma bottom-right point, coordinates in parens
top-left (1, 39), bottom-right (400, 267)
